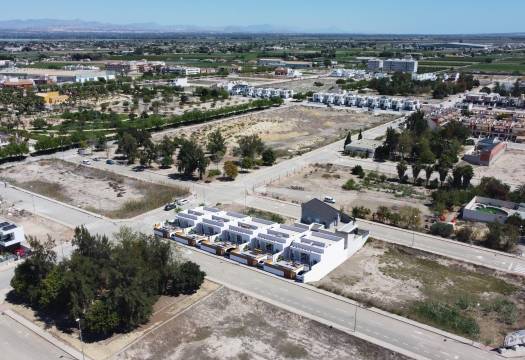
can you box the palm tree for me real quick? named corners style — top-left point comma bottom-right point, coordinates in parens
top-left (424, 164), bottom-right (434, 186)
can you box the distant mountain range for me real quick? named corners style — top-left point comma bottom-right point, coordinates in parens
top-left (0, 19), bottom-right (345, 34)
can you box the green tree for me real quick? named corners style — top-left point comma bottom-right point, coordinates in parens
top-left (223, 161), bottom-right (238, 179)
top-left (261, 148), bottom-right (276, 166)
top-left (424, 165), bottom-right (434, 187)
top-left (343, 132), bottom-right (352, 149)
top-left (238, 135), bottom-right (264, 159)
top-left (485, 222), bottom-right (519, 252)
top-left (397, 161), bottom-right (407, 182)
top-left (207, 129), bottom-right (226, 163)
top-left (177, 139), bottom-right (209, 179)
top-left (10, 236), bottom-right (57, 306)
top-left (411, 162), bottom-right (422, 184)
top-left (119, 133), bottom-right (138, 163)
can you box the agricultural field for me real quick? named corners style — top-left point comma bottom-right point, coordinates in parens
top-left (314, 240), bottom-right (525, 347)
top-left (116, 286), bottom-right (410, 360)
top-left (263, 163), bottom-right (433, 217)
top-left (0, 159), bottom-right (188, 218)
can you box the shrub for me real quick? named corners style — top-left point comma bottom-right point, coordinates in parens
top-left (342, 179), bottom-right (359, 191)
top-left (352, 206), bottom-right (371, 219)
top-left (412, 301), bottom-right (479, 338)
top-left (456, 226), bottom-right (473, 243)
top-left (207, 169), bottom-right (221, 177)
top-left (430, 222), bottom-right (454, 238)
top-left (351, 165), bottom-right (364, 177)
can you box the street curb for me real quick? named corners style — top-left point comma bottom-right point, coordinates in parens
top-left (206, 276), bottom-right (430, 360)
top-left (174, 240), bottom-right (494, 356)
top-left (2, 309), bottom-right (91, 360)
top-left (358, 218), bottom-right (523, 261)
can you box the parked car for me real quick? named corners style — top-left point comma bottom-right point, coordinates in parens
top-left (81, 159), bottom-right (91, 165)
top-left (323, 196), bottom-right (335, 204)
top-left (106, 159), bottom-right (115, 165)
top-left (176, 199), bottom-right (189, 206)
top-left (164, 202), bottom-right (177, 211)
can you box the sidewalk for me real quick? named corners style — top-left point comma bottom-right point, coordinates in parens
top-left (2, 308), bottom-right (91, 360)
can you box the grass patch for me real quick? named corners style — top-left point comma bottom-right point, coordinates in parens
top-left (100, 183), bottom-right (188, 219)
top-left (245, 208), bottom-right (285, 224)
top-left (410, 301), bottom-right (479, 338)
top-left (9, 179), bottom-right (72, 203)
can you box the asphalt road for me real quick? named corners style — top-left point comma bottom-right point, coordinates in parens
top-left (0, 313), bottom-right (70, 360)
top-left (184, 246), bottom-right (497, 360)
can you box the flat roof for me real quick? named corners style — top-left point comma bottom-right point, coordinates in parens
top-left (0, 67), bottom-right (111, 77)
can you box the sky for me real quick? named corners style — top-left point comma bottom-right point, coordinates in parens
top-left (1, 0), bottom-right (524, 34)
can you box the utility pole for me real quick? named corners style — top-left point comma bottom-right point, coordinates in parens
top-left (76, 318), bottom-right (86, 360)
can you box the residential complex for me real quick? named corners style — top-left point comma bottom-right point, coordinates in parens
top-left (225, 82), bottom-right (294, 99)
top-left (367, 58), bottom-right (418, 73)
top-left (311, 91), bottom-right (420, 111)
top-left (153, 203), bottom-right (369, 283)
top-left (106, 60), bottom-right (165, 74)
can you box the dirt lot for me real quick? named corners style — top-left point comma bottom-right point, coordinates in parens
top-left (0, 159), bottom-right (188, 218)
top-left (116, 286), bottom-right (409, 360)
top-left (264, 164), bottom-right (432, 217)
top-left (154, 105), bottom-right (398, 158)
top-left (314, 240), bottom-right (525, 347)
top-left (11, 280), bottom-right (220, 360)
top-left (473, 149), bottom-right (525, 188)
top-left (0, 206), bottom-right (74, 245)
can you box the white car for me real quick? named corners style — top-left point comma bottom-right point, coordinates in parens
top-left (81, 160), bottom-right (92, 165)
top-left (323, 196), bottom-right (335, 204)
top-left (176, 199), bottom-right (189, 206)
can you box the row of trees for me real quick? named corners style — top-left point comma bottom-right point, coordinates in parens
top-left (368, 72), bottom-right (479, 99)
top-left (10, 227), bottom-right (205, 339)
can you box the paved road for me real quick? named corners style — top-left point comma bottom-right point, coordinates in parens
top-left (183, 246), bottom-right (497, 360)
top-left (0, 313), bottom-right (70, 360)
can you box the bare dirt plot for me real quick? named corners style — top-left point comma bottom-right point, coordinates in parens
top-left (0, 159), bottom-right (188, 219)
top-left (116, 286), bottom-right (410, 360)
top-left (155, 105), bottom-right (398, 157)
top-left (0, 207), bottom-right (74, 245)
top-left (314, 240), bottom-right (525, 347)
top-left (264, 164), bottom-right (432, 216)
top-left (10, 280), bottom-right (220, 360)
top-left (473, 149), bottom-right (525, 188)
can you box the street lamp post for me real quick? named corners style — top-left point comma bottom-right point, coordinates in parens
top-left (353, 305), bottom-right (358, 332)
top-left (76, 318), bottom-right (86, 360)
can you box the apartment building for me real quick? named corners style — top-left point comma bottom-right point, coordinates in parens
top-left (153, 203), bottom-right (369, 283)
top-left (383, 58), bottom-right (418, 73)
top-left (167, 66), bottom-right (201, 76)
top-left (367, 59), bottom-right (383, 71)
top-left (311, 91), bottom-right (420, 111)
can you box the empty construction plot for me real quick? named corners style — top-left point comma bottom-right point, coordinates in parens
top-left (1, 159), bottom-right (188, 218)
top-left (116, 286), bottom-right (410, 360)
top-left (315, 240), bottom-right (525, 348)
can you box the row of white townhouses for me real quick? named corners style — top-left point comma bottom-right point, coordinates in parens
top-left (153, 206), bottom-right (369, 283)
top-left (225, 83), bottom-right (295, 99)
top-left (312, 92), bottom-right (421, 111)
